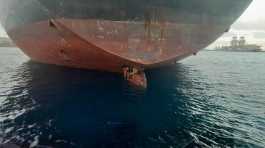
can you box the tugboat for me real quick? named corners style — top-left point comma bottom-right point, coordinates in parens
top-left (0, 0), bottom-right (252, 87)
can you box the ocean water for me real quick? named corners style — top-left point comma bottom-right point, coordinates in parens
top-left (0, 47), bottom-right (264, 148)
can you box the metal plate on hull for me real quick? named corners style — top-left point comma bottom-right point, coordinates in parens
top-left (55, 18), bottom-right (225, 64)
top-left (0, 0), bottom-right (252, 72)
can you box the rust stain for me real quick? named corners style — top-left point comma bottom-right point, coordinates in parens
top-left (144, 10), bottom-right (151, 41)
top-left (144, 7), bottom-right (166, 41)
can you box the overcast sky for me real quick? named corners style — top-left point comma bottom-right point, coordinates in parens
top-left (0, 0), bottom-right (264, 48)
top-left (210, 0), bottom-right (265, 48)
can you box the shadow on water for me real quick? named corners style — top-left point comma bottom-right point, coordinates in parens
top-left (0, 62), bottom-right (211, 148)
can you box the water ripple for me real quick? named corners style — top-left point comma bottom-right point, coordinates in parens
top-left (0, 48), bottom-right (264, 147)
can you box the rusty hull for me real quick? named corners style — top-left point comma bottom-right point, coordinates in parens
top-left (8, 18), bottom-right (224, 73)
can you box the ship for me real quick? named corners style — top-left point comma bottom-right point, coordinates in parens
top-left (0, 0), bottom-right (252, 87)
top-left (216, 36), bottom-right (263, 52)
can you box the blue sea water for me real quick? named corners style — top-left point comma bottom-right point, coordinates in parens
top-left (0, 47), bottom-right (264, 148)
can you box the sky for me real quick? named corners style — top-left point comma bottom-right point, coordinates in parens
top-left (209, 0), bottom-right (265, 49)
top-left (0, 0), bottom-right (264, 48)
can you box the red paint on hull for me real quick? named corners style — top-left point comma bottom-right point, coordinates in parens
top-left (9, 22), bottom-right (141, 72)
top-left (7, 19), bottom-right (219, 72)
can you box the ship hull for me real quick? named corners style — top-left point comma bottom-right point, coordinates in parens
top-left (8, 19), bottom-right (219, 72)
top-left (0, 0), bottom-right (252, 72)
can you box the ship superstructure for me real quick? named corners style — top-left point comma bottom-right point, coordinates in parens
top-left (216, 36), bottom-right (262, 52)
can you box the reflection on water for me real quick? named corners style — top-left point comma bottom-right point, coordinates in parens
top-left (0, 48), bottom-right (264, 148)
top-left (0, 62), bottom-right (196, 148)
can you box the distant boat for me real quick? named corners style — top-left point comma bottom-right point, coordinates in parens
top-left (216, 36), bottom-right (263, 52)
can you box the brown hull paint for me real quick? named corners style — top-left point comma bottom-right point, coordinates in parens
top-left (7, 19), bottom-right (221, 72)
